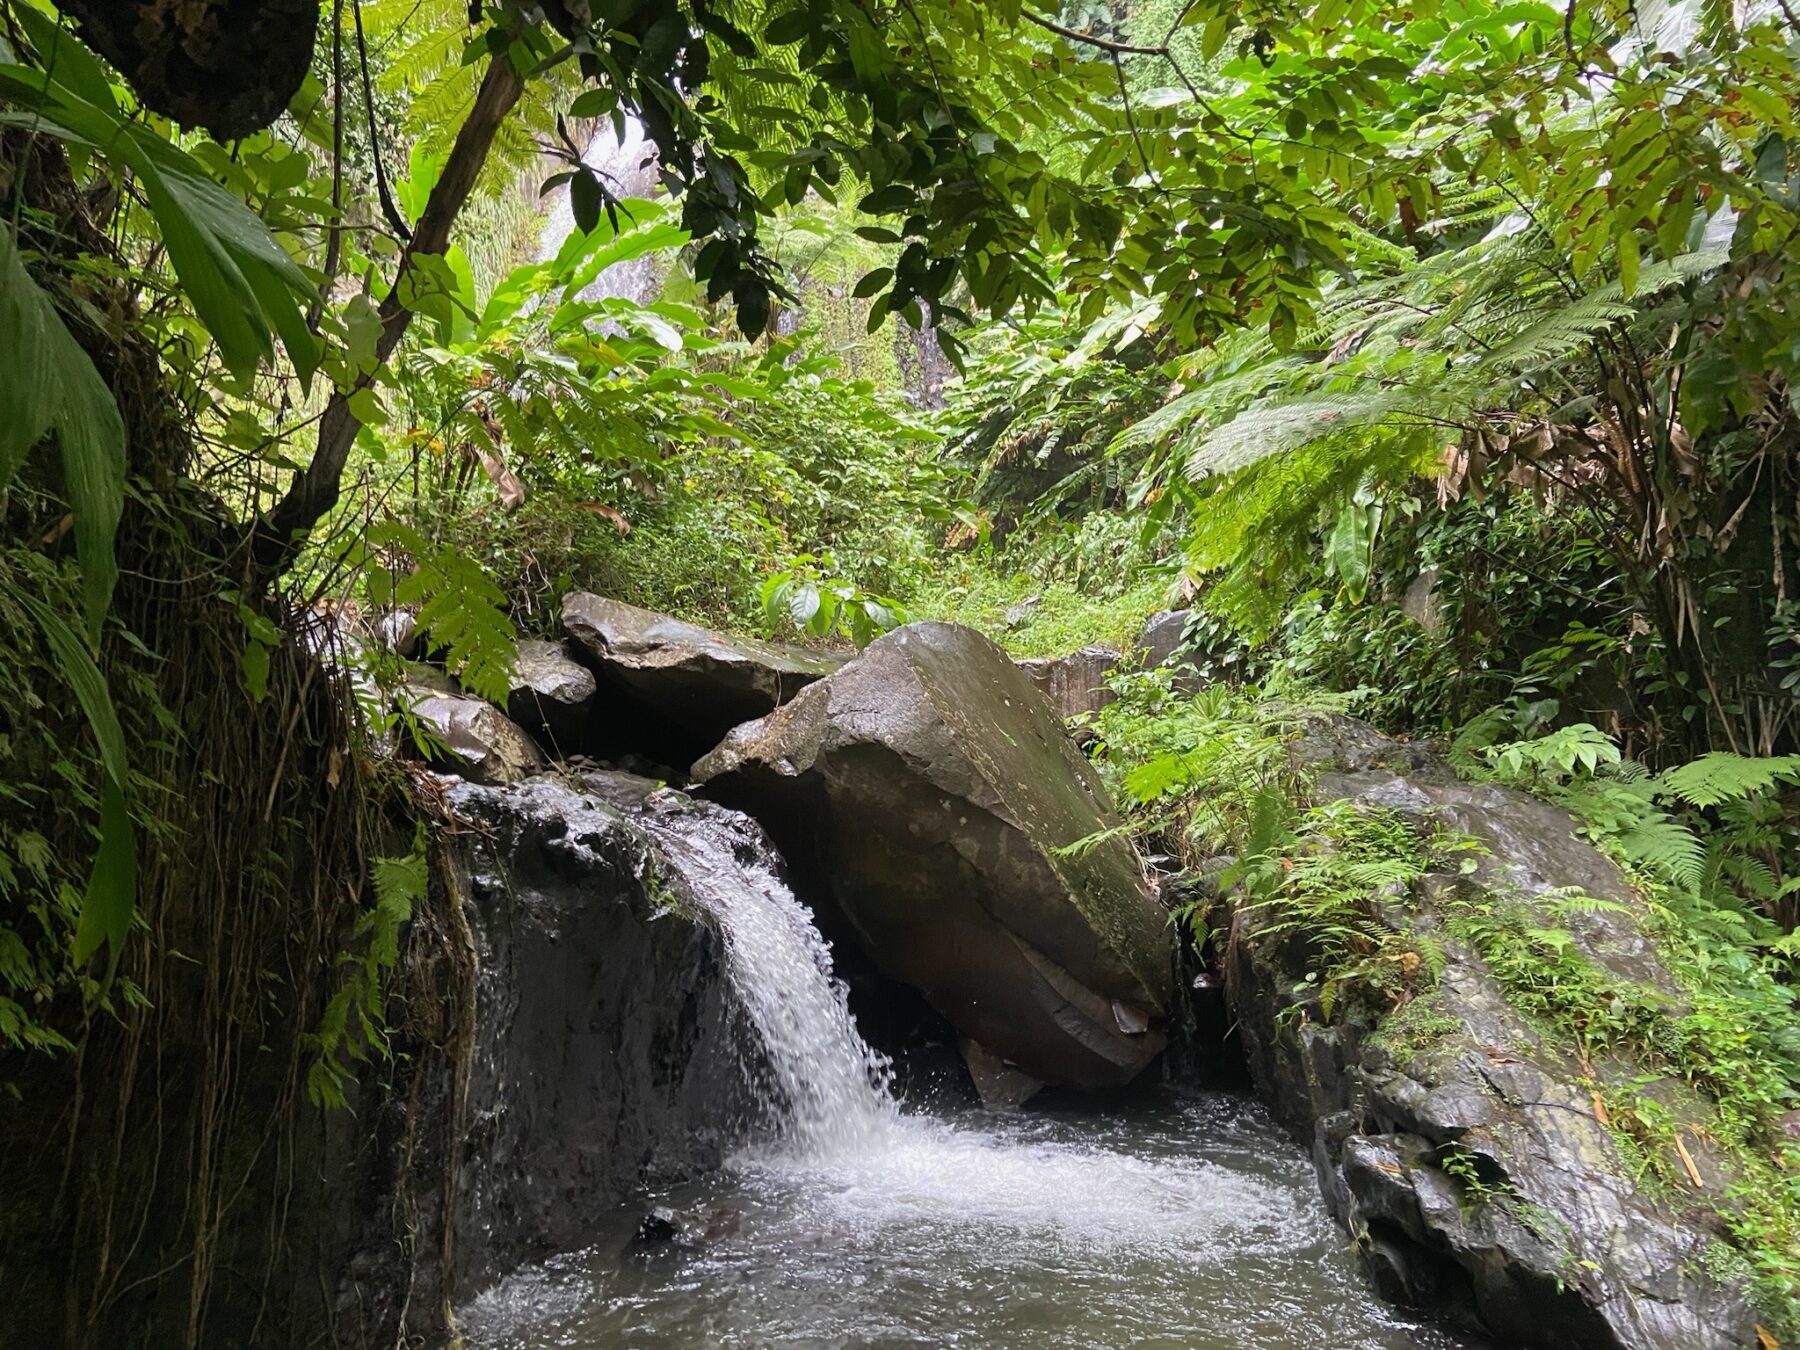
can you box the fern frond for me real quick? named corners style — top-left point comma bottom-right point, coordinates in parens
top-left (1618, 818), bottom-right (1708, 890)
top-left (1186, 387), bottom-right (1409, 479)
top-left (377, 523), bottom-right (519, 704)
top-left (1656, 753), bottom-right (1800, 808)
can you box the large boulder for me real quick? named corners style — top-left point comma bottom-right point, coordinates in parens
top-left (562, 593), bottom-right (845, 766)
top-left (694, 622), bottom-right (1173, 1090)
top-left (1209, 715), bottom-right (1762, 1350)
top-left (1136, 608), bottom-right (1191, 671)
top-left (387, 774), bottom-right (755, 1337)
top-left (1014, 644), bottom-right (1121, 723)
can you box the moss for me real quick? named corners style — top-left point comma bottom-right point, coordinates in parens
top-left (907, 568), bottom-right (1170, 658)
top-left (1368, 992), bottom-right (1464, 1070)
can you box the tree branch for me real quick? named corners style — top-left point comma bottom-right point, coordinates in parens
top-left (1021, 10), bottom-right (1167, 56)
top-left (251, 53), bottom-right (525, 572)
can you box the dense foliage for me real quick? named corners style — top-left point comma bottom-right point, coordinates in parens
top-left (5, 0), bottom-right (1800, 1336)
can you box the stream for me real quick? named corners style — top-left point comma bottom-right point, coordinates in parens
top-left (462, 801), bottom-right (1474, 1350)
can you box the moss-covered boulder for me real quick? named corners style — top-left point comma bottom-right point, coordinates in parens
top-left (694, 621), bottom-right (1173, 1090)
top-left (1210, 714), bottom-right (1764, 1350)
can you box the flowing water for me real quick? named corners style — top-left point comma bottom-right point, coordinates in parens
top-left (463, 804), bottom-right (1474, 1350)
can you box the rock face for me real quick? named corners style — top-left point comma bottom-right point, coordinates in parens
top-left (181, 774), bottom-right (756, 1347)
top-left (695, 622), bottom-right (1173, 1090)
top-left (413, 776), bottom-right (757, 1312)
top-left (1212, 716), bottom-right (1759, 1350)
top-left (506, 638), bottom-right (598, 750)
top-left (563, 593), bottom-right (845, 766)
top-left (1014, 645), bottom-right (1120, 722)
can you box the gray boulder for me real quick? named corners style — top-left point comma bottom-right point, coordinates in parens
top-left (1136, 608), bottom-right (1190, 670)
top-left (695, 621), bottom-right (1173, 1090)
top-left (506, 639), bottom-right (597, 750)
top-left (408, 690), bottom-right (544, 785)
top-left (1212, 716), bottom-right (1761, 1350)
top-left (562, 593), bottom-right (844, 765)
top-left (1014, 645), bottom-right (1120, 722)
top-left (1135, 608), bottom-right (1205, 693)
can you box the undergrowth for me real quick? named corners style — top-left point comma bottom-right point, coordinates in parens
top-left (1094, 674), bottom-right (1800, 1326)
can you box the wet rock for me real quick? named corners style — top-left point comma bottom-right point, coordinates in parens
top-left (408, 691), bottom-right (545, 785)
top-left (562, 592), bottom-right (844, 765)
top-left (377, 609), bottom-right (420, 657)
top-left (695, 621), bottom-right (1173, 1090)
top-left (634, 1206), bottom-right (682, 1244)
top-left (506, 639), bottom-right (598, 750)
top-left (425, 777), bottom-right (757, 1309)
top-left (633, 1201), bottom-right (742, 1250)
top-left (961, 1037), bottom-right (1044, 1108)
top-left (1014, 645), bottom-right (1121, 723)
top-left (1213, 715), bottom-right (1761, 1350)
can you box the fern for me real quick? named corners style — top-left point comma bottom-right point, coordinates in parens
top-left (374, 522), bottom-right (518, 705)
top-left (1655, 753), bottom-right (1800, 809)
top-left (1617, 819), bottom-right (1709, 891)
top-left (1186, 388), bottom-right (1410, 480)
top-left (306, 828), bottom-right (429, 1109)
top-left (1477, 295), bottom-right (1639, 373)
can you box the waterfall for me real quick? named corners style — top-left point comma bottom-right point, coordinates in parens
top-left (537, 115), bottom-right (665, 306)
top-left (635, 804), bottom-right (900, 1157)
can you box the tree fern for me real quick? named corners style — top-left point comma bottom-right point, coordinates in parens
top-left (1478, 295), bottom-right (1640, 373)
top-left (1186, 388), bottom-right (1411, 480)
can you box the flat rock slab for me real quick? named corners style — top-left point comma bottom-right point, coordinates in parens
top-left (695, 621), bottom-right (1173, 1090)
top-left (562, 593), bottom-right (845, 765)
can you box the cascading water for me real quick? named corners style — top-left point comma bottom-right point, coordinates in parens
top-left (632, 805), bottom-right (900, 1157)
top-left (464, 798), bottom-right (1479, 1349)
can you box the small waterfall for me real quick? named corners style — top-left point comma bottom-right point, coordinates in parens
top-left (635, 804), bottom-right (899, 1157)
top-left (537, 115), bottom-right (665, 306)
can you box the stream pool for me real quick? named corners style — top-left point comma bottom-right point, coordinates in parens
top-left (461, 1088), bottom-right (1477, 1350)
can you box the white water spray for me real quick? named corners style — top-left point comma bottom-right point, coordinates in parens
top-left (635, 807), bottom-right (900, 1157)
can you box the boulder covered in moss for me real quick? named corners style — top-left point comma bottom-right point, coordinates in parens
top-left (694, 621), bottom-right (1173, 1090)
top-left (1212, 715), bottom-right (1764, 1350)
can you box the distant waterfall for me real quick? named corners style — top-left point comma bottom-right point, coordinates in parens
top-left (537, 114), bottom-right (665, 305)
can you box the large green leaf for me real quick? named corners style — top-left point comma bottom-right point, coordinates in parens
top-left (0, 52), bottom-right (319, 384)
top-left (0, 221), bottom-right (125, 635)
top-left (19, 591), bottom-right (136, 972)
